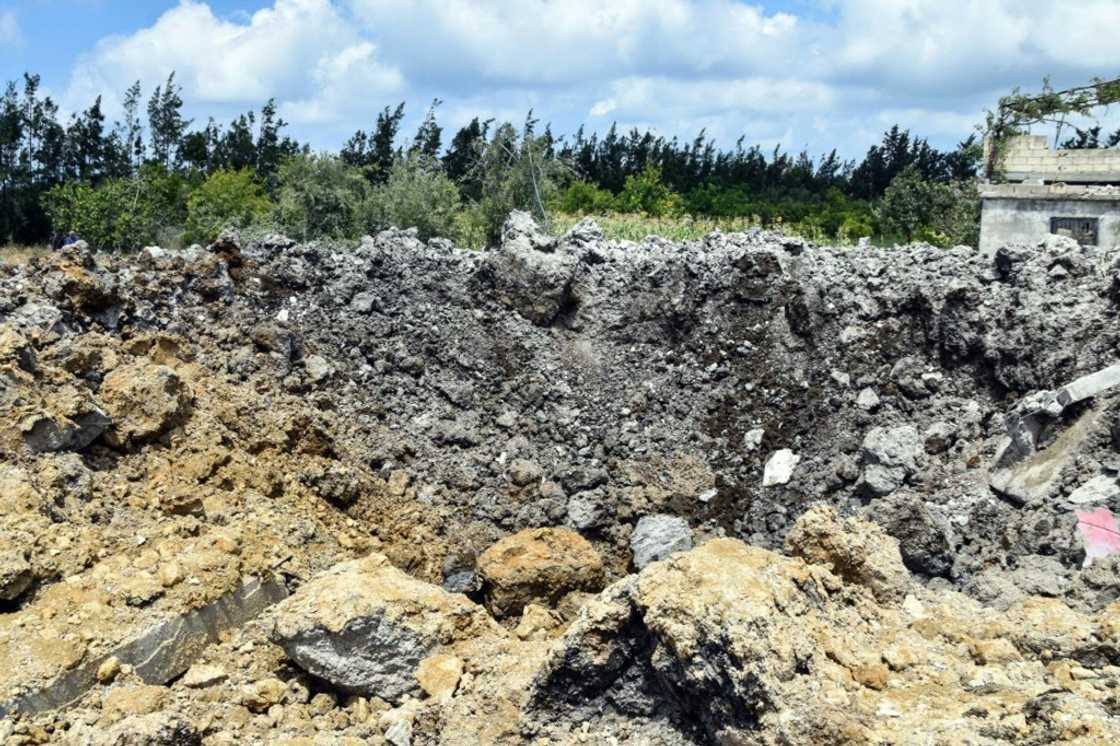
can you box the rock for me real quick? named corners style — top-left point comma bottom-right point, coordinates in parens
top-left (785, 505), bottom-right (910, 603)
top-left (743, 428), bottom-right (765, 451)
top-left (507, 458), bottom-right (542, 487)
top-left (1067, 474), bottom-right (1120, 505)
top-left (241, 677), bottom-right (286, 713)
top-left (101, 685), bottom-right (168, 725)
top-left (515, 604), bottom-right (562, 641)
top-left (180, 664), bottom-right (227, 689)
top-left (856, 387), bottom-right (880, 411)
top-left (891, 357), bottom-right (931, 398)
top-left (566, 491), bottom-right (607, 530)
top-left (477, 212), bottom-right (579, 326)
top-left (68, 712), bottom-right (199, 746)
top-left (271, 553), bottom-right (498, 702)
top-left (96, 657), bottom-right (121, 684)
top-left (762, 448), bottom-right (800, 487)
top-left (923, 421), bottom-right (956, 454)
top-left (869, 493), bottom-right (954, 578)
top-left (477, 527), bottom-right (605, 617)
top-left (20, 393), bottom-right (113, 454)
top-left (99, 363), bottom-right (189, 447)
top-left (415, 654), bottom-right (463, 702)
top-left (629, 514), bottom-right (693, 570)
top-left (304, 354), bottom-right (332, 383)
top-left (861, 425), bottom-right (923, 496)
top-left (440, 552), bottom-right (481, 595)
top-left (0, 549), bottom-right (32, 602)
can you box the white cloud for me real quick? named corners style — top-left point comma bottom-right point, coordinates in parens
top-left (52, 0), bottom-right (1120, 156)
top-left (0, 9), bottom-right (21, 48)
top-left (64, 0), bottom-right (401, 123)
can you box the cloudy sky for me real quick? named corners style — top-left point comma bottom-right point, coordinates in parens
top-left (1, 0), bottom-right (1118, 159)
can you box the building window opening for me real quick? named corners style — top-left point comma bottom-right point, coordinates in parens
top-left (1050, 217), bottom-right (1099, 246)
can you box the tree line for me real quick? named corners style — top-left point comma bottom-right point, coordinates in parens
top-left (1, 70), bottom-right (989, 250)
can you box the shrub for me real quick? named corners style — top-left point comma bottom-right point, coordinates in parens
top-left (361, 156), bottom-right (462, 241)
top-left (617, 165), bottom-right (678, 217)
top-left (555, 180), bottom-right (618, 214)
top-left (185, 169), bottom-right (273, 245)
top-left (274, 153), bottom-right (368, 241)
top-left (876, 166), bottom-right (979, 247)
top-left (42, 179), bottom-right (158, 250)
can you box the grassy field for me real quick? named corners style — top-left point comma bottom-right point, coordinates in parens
top-left (0, 245), bottom-right (51, 265)
top-left (550, 212), bottom-right (857, 244)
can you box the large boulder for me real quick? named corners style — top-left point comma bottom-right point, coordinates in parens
top-left (270, 554), bottom-right (499, 703)
top-left (477, 527), bottom-right (605, 617)
top-left (475, 212), bottom-right (581, 326)
top-left (784, 504), bottom-right (910, 603)
top-left (99, 363), bottom-right (190, 447)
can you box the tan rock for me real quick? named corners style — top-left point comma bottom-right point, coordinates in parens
top-left (785, 504), bottom-right (910, 603)
top-left (100, 362), bottom-right (189, 447)
top-left (515, 604), bottom-right (563, 641)
top-left (968, 637), bottom-right (1021, 665)
top-left (242, 677), bottom-right (287, 713)
top-left (477, 527), bottom-right (605, 617)
top-left (416, 654), bottom-right (463, 702)
top-left (181, 663), bottom-right (227, 689)
top-left (96, 656), bottom-right (121, 684)
top-left (100, 685), bottom-right (168, 725)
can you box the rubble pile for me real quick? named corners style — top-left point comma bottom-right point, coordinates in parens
top-left (1, 218), bottom-right (1120, 743)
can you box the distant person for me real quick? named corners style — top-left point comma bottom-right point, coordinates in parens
top-left (64, 229), bottom-right (80, 247)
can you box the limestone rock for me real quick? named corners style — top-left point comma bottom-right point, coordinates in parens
top-left (861, 425), bottom-right (923, 496)
top-left (415, 654), bottom-right (463, 702)
top-left (0, 548), bottom-right (32, 601)
top-left (271, 553), bottom-right (499, 702)
top-left (785, 504), bottom-right (910, 603)
top-left (100, 685), bottom-right (169, 725)
top-left (100, 363), bottom-right (189, 447)
top-left (762, 448), bottom-right (800, 487)
top-left (629, 514), bottom-right (693, 570)
top-left (477, 527), bottom-right (605, 617)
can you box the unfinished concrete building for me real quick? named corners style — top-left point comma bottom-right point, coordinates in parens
top-left (979, 135), bottom-right (1120, 255)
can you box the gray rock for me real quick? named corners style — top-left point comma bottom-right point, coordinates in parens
top-left (1067, 474), bottom-right (1120, 505)
top-left (923, 422), bottom-right (956, 454)
top-left (870, 493), bottom-right (955, 578)
top-left (0, 549), bottom-right (32, 602)
top-left (856, 388), bottom-right (881, 411)
top-left (630, 515), bottom-right (693, 569)
top-left (861, 425), bottom-right (923, 497)
top-left (305, 354), bottom-right (332, 383)
top-left (742, 428), bottom-right (765, 451)
top-left (567, 491), bottom-right (607, 530)
top-left (508, 458), bottom-right (543, 487)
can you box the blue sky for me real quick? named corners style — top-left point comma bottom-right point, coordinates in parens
top-left (2, 1), bottom-right (1118, 159)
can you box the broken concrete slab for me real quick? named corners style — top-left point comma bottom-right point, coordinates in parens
top-left (762, 449), bottom-right (800, 487)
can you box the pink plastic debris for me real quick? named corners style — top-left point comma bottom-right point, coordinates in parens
top-left (1076, 506), bottom-right (1120, 567)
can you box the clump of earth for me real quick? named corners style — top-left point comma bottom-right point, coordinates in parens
top-left (1, 216), bottom-right (1119, 744)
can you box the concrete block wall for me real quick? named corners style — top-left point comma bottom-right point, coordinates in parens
top-left (999, 135), bottom-right (1120, 180)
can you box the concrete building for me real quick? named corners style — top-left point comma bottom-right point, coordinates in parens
top-left (979, 135), bottom-right (1120, 255)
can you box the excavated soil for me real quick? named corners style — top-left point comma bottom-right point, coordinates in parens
top-left (1, 216), bottom-right (1119, 744)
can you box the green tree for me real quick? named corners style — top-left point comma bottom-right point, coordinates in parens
top-left (410, 100), bottom-right (443, 160)
top-left (876, 166), bottom-right (979, 247)
top-left (147, 72), bottom-right (189, 168)
top-left (361, 154), bottom-right (462, 241)
top-left (185, 169), bottom-right (273, 244)
top-left (274, 153), bottom-right (368, 241)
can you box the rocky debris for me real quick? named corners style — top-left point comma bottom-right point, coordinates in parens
top-left (860, 424), bottom-right (923, 496)
top-left (527, 536), bottom-right (1120, 745)
top-left (476, 527), bottom-right (605, 617)
top-left (785, 505), bottom-right (910, 602)
top-left (99, 363), bottom-right (189, 447)
top-left (0, 548), bottom-right (33, 601)
top-left (415, 654), bottom-right (463, 702)
top-left (270, 553), bottom-right (499, 702)
top-left (629, 514), bottom-right (693, 569)
top-left (7, 220), bottom-right (1120, 742)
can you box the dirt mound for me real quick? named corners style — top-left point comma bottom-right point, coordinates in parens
top-left (2, 220), bottom-right (1120, 742)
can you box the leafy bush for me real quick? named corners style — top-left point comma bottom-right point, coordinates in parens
top-left (185, 169), bottom-right (273, 244)
top-left (42, 179), bottom-right (154, 250)
top-left (616, 165), bottom-right (678, 217)
top-left (876, 166), bottom-right (979, 246)
top-left (361, 156), bottom-right (462, 241)
top-left (555, 180), bottom-right (618, 214)
top-left (274, 153), bottom-right (368, 241)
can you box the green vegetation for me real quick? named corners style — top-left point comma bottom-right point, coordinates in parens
top-left (3, 68), bottom-right (1012, 251)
